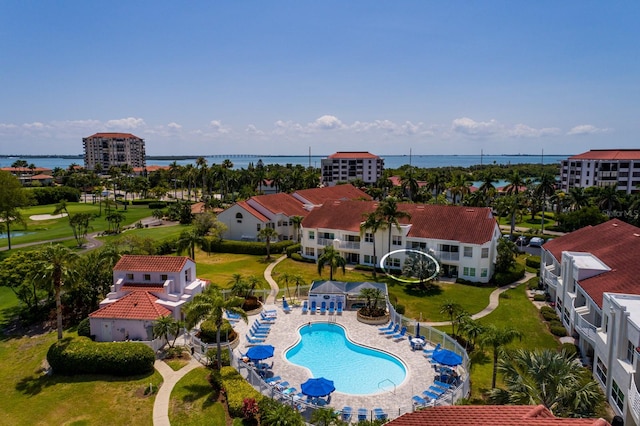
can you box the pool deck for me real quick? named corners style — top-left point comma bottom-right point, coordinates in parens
top-left (235, 304), bottom-right (465, 416)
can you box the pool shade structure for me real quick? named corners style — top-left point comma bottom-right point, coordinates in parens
top-left (301, 377), bottom-right (336, 397)
top-left (246, 345), bottom-right (275, 361)
top-left (431, 348), bottom-right (463, 366)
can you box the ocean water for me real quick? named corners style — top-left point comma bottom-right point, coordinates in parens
top-left (0, 154), bottom-right (565, 171)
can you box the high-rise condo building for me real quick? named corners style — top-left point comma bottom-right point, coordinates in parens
top-left (560, 149), bottom-right (640, 194)
top-left (321, 151), bottom-right (384, 186)
top-left (83, 132), bottom-right (146, 171)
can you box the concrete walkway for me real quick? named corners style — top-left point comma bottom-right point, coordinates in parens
top-left (263, 254), bottom-right (286, 304)
top-left (152, 357), bottom-right (202, 426)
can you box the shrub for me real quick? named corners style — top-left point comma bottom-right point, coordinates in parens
top-left (290, 252), bottom-right (314, 263)
top-left (220, 366), bottom-right (263, 417)
top-left (47, 337), bottom-right (155, 376)
top-left (492, 263), bottom-right (525, 286)
top-left (77, 317), bottom-right (91, 337)
top-left (198, 320), bottom-right (237, 344)
top-left (207, 239), bottom-right (294, 256)
top-left (148, 201), bottom-right (167, 209)
top-left (285, 244), bottom-right (301, 257)
top-left (526, 256), bottom-right (541, 269)
top-left (540, 305), bottom-right (556, 317)
top-left (540, 307), bottom-right (559, 322)
top-left (206, 348), bottom-right (231, 367)
top-left (29, 186), bottom-right (81, 205)
top-left (393, 304), bottom-right (405, 315)
top-left (550, 323), bottom-right (568, 337)
top-left (354, 264), bottom-right (374, 271)
top-left (560, 343), bottom-right (579, 358)
top-left (533, 294), bottom-right (546, 302)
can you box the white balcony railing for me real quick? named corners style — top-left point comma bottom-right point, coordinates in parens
top-left (436, 251), bottom-right (460, 262)
top-left (574, 309), bottom-right (597, 345)
top-left (336, 241), bottom-right (360, 250)
top-left (544, 273), bottom-right (559, 290)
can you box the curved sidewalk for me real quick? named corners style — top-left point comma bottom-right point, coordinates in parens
top-left (263, 254), bottom-right (286, 304)
top-left (153, 358), bottom-right (202, 426)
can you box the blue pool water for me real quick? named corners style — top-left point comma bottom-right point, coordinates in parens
top-left (285, 323), bottom-right (406, 395)
top-left (0, 231), bottom-right (29, 239)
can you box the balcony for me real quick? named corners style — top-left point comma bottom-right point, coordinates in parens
top-left (435, 251), bottom-right (460, 262)
top-left (574, 307), bottom-right (597, 346)
top-left (544, 273), bottom-right (559, 291)
top-left (336, 240), bottom-right (360, 250)
top-left (317, 238), bottom-right (334, 247)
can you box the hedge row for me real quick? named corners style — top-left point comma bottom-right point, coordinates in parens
top-left (28, 186), bottom-right (81, 205)
top-left (492, 263), bottom-right (525, 286)
top-left (47, 337), bottom-right (155, 376)
top-left (207, 239), bottom-right (295, 256)
top-left (219, 366), bottom-right (263, 417)
top-left (285, 243), bottom-right (301, 257)
top-left (526, 256), bottom-right (541, 269)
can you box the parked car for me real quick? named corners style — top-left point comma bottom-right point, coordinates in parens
top-left (516, 235), bottom-right (529, 246)
top-left (529, 237), bottom-right (544, 247)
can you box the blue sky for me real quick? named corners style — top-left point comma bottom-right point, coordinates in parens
top-left (1, 1), bottom-right (638, 156)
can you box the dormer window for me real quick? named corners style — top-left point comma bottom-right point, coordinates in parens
top-left (144, 274), bottom-right (151, 281)
top-left (236, 212), bottom-right (243, 223)
top-left (126, 273), bottom-right (134, 280)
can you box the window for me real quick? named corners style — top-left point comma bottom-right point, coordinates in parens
top-left (144, 274), bottom-right (151, 281)
top-left (596, 357), bottom-right (607, 384)
top-left (235, 212), bottom-right (243, 223)
top-left (364, 254), bottom-right (377, 265)
top-left (126, 273), bottom-right (134, 280)
top-left (480, 268), bottom-right (488, 278)
top-left (304, 247), bottom-right (315, 256)
top-left (611, 381), bottom-right (624, 411)
top-left (309, 231), bottom-right (315, 240)
top-left (481, 248), bottom-right (489, 258)
top-left (463, 267), bottom-right (476, 277)
top-left (161, 274), bottom-right (168, 281)
top-left (365, 233), bottom-right (374, 243)
top-left (385, 257), bottom-right (401, 268)
top-left (411, 241), bottom-right (427, 250)
top-left (627, 340), bottom-right (635, 364)
top-left (392, 236), bottom-right (402, 246)
top-left (469, 268), bottom-right (475, 277)
top-left (257, 224), bottom-right (261, 231)
top-left (464, 247), bottom-right (473, 257)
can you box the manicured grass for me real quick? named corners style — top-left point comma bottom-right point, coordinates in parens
top-left (98, 223), bottom-right (190, 245)
top-left (194, 250), bottom-right (271, 290)
top-left (169, 367), bottom-right (227, 426)
top-left (0, 331), bottom-right (163, 425)
top-left (0, 286), bottom-right (20, 333)
top-left (497, 212), bottom-right (555, 231)
top-left (0, 203), bottom-right (154, 248)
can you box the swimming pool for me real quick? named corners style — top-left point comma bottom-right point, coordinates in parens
top-left (285, 323), bottom-right (407, 395)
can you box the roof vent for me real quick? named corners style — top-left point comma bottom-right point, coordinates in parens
top-left (634, 233), bottom-right (640, 237)
top-left (612, 223), bottom-right (618, 227)
top-left (466, 209), bottom-right (474, 212)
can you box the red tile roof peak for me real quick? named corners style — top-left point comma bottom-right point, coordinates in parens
top-left (114, 255), bottom-right (190, 272)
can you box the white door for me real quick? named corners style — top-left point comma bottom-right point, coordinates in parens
top-left (102, 322), bottom-right (112, 341)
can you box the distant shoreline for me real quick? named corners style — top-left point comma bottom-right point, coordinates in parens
top-left (0, 153), bottom-right (570, 159)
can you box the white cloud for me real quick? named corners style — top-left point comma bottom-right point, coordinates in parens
top-left (567, 124), bottom-right (610, 135)
top-left (310, 115), bottom-right (344, 130)
top-left (509, 124), bottom-right (561, 138)
top-left (245, 124), bottom-right (264, 135)
top-left (208, 120), bottom-right (230, 134)
top-left (451, 117), bottom-right (501, 136)
top-left (105, 117), bottom-right (146, 129)
top-left (167, 122), bottom-right (182, 130)
top-left (22, 122), bottom-right (47, 129)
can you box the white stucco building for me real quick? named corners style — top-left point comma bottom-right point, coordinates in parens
top-left (300, 201), bottom-right (501, 283)
top-left (321, 151), bottom-right (384, 186)
top-left (89, 255), bottom-right (208, 343)
top-left (540, 219), bottom-right (640, 425)
top-left (559, 149), bottom-right (640, 194)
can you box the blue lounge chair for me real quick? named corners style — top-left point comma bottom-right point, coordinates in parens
top-left (341, 406), bottom-right (353, 421)
top-left (383, 324), bottom-right (400, 336)
top-left (337, 301), bottom-right (343, 314)
top-left (260, 312), bottom-right (277, 322)
top-left (433, 380), bottom-right (452, 391)
top-left (275, 381), bottom-right (290, 391)
top-left (423, 343), bottom-right (441, 358)
top-left (265, 375), bottom-right (281, 384)
top-left (282, 298), bottom-right (291, 313)
top-left (428, 385), bottom-right (445, 396)
top-left (373, 408), bottom-right (388, 420)
top-left (328, 301), bottom-right (335, 314)
top-left (378, 321), bottom-right (394, 332)
top-left (357, 408), bottom-right (368, 422)
top-left (282, 386), bottom-right (297, 396)
top-left (392, 326), bottom-right (407, 340)
top-left (255, 319), bottom-right (273, 328)
top-left (320, 301), bottom-right (326, 314)
top-left (251, 323), bottom-right (270, 332)
top-left (423, 389), bottom-right (441, 400)
top-left (310, 300), bottom-right (317, 314)
top-left (301, 300), bottom-right (308, 314)
top-left (246, 335), bottom-right (266, 345)
top-left (412, 395), bottom-right (428, 407)
top-left (250, 330), bottom-right (269, 339)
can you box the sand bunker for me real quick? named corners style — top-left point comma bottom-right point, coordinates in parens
top-left (30, 213), bottom-right (68, 221)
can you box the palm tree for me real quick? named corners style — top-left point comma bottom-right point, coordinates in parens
top-left (290, 215), bottom-right (304, 243)
top-left (196, 156), bottom-right (208, 199)
top-left (448, 173), bottom-right (471, 205)
top-left (310, 407), bottom-right (340, 426)
top-left (568, 187), bottom-right (589, 211)
top-left (359, 287), bottom-right (384, 316)
top-left (292, 274), bottom-right (305, 300)
top-left (488, 349), bottom-right (604, 418)
top-left (478, 324), bottom-right (523, 388)
top-left (279, 272), bottom-right (292, 300)
top-left (457, 315), bottom-right (484, 350)
top-left (440, 300), bottom-right (463, 337)
top-left (317, 245), bottom-right (346, 281)
top-left (177, 230), bottom-right (203, 260)
top-left (375, 197), bottom-right (411, 253)
top-left (152, 315), bottom-right (181, 348)
top-left (183, 286), bottom-right (247, 369)
top-left (38, 244), bottom-right (79, 340)
top-left (426, 171), bottom-right (446, 203)
top-left (400, 167), bottom-right (420, 201)
top-left (597, 185), bottom-right (622, 212)
top-left (257, 226), bottom-right (279, 260)
top-left (228, 273), bottom-right (249, 298)
top-left (360, 212), bottom-right (386, 278)
top-left (535, 172), bottom-right (556, 233)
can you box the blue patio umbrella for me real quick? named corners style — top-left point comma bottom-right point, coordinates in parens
top-left (431, 348), bottom-right (463, 366)
top-left (301, 377), bottom-right (336, 397)
top-left (246, 344), bottom-right (275, 361)
top-left (415, 322), bottom-right (420, 338)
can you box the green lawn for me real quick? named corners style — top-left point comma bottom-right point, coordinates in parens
top-left (497, 212), bottom-right (556, 232)
top-left (194, 251), bottom-right (271, 290)
top-left (0, 203), bottom-right (155, 249)
top-left (169, 367), bottom-right (227, 426)
top-left (0, 287), bottom-right (20, 332)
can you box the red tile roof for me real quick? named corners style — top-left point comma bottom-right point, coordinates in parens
top-left (89, 290), bottom-right (171, 320)
top-left (114, 255), bottom-right (189, 272)
top-left (1, 167), bottom-right (53, 173)
top-left (387, 405), bottom-right (610, 426)
top-left (121, 283), bottom-right (165, 292)
top-left (133, 165), bottom-right (170, 173)
top-left (327, 151), bottom-right (380, 159)
top-left (568, 149), bottom-right (640, 161)
top-left (544, 219), bottom-right (640, 308)
top-left (237, 200), bottom-right (270, 222)
top-left (302, 200), bottom-right (497, 244)
top-left (85, 132), bottom-right (142, 139)
top-left (293, 184), bottom-right (372, 205)
top-left (250, 193), bottom-right (308, 217)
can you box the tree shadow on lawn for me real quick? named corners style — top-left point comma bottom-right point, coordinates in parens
top-left (15, 368), bottom-right (156, 397)
top-left (179, 383), bottom-right (219, 408)
top-left (395, 282), bottom-right (444, 298)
